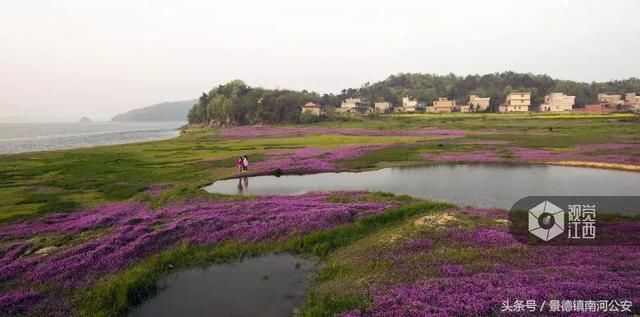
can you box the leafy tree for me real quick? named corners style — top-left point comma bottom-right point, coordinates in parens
top-left (299, 111), bottom-right (323, 124)
top-left (189, 74), bottom-right (640, 125)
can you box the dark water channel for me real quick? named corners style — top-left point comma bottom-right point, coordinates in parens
top-left (129, 254), bottom-right (316, 317)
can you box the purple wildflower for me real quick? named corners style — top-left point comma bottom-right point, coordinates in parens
top-left (423, 151), bottom-right (505, 163)
top-left (577, 143), bottom-right (637, 151)
top-left (254, 144), bottom-right (391, 174)
top-left (513, 146), bottom-right (640, 165)
top-left (0, 291), bottom-right (42, 316)
top-left (440, 264), bottom-right (466, 277)
top-left (471, 228), bottom-right (519, 248)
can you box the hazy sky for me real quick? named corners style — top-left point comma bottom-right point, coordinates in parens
top-left (1, 0), bottom-right (639, 122)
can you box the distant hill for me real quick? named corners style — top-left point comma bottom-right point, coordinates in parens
top-left (78, 117), bottom-right (92, 123)
top-left (112, 100), bottom-right (195, 122)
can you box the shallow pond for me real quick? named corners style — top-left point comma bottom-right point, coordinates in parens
top-left (129, 254), bottom-right (316, 317)
top-left (204, 164), bottom-right (640, 209)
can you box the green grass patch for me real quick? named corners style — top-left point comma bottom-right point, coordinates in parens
top-left (283, 201), bottom-right (452, 257)
top-left (299, 292), bottom-right (371, 317)
top-left (340, 145), bottom-right (427, 169)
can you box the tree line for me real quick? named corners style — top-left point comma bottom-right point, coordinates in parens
top-left (188, 73), bottom-right (640, 125)
top-left (187, 80), bottom-right (340, 126)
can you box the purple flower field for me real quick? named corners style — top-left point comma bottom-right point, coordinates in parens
top-left (421, 143), bottom-right (640, 166)
top-left (513, 143), bottom-right (640, 165)
top-left (345, 255), bottom-right (640, 316)
top-left (0, 191), bottom-right (395, 316)
top-left (254, 144), bottom-right (391, 174)
top-left (218, 126), bottom-right (466, 139)
top-left (334, 208), bottom-right (640, 316)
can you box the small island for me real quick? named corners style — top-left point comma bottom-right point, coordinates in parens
top-left (78, 116), bottom-right (92, 123)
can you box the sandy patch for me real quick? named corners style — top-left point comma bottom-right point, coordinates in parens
top-left (549, 160), bottom-right (640, 172)
top-left (413, 212), bottom-right (457, 227)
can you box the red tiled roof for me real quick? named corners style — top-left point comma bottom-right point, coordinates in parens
top-left (302, 102), bottom-right (321, 108)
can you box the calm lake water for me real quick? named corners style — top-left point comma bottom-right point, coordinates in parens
top-left (0, 121), bottom-right (184, 154)
top-left (204, 164), bottom-right (640, 209)
top-left (129, 254), bottom-right (316, 317)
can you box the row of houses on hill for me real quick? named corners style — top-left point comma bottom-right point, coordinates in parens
top-left (493, 91), bottom-right (640, 113)
top-left (300, 91), bottom-right (640, 115)
top-left (336, 95), bottom-right (489, 114)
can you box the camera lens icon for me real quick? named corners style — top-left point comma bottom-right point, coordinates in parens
top-left (529, 201), bottom-right (564, 241)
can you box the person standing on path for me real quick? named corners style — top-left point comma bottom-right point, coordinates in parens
top-left (237, 157), bottom-right (244, 173)
top-left (242, 155), bottom-right (249, 172)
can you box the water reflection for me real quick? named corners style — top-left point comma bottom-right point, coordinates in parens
top-left (236, 176), bottom-right (249, 194)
